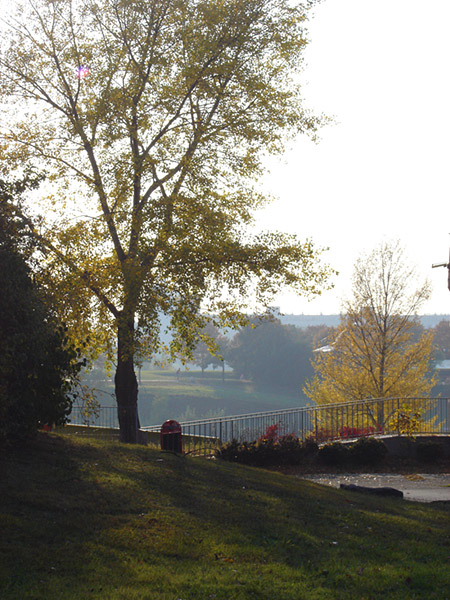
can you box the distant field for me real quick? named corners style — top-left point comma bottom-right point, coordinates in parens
top-left (85, 369), bottom-right (308, 426)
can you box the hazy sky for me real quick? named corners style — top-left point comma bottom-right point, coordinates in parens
top-left (256, 0), bottom-right (450, 315)
top-left (1, 0), bottom-right (449, 316)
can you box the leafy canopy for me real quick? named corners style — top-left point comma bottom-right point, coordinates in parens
top-left (226, 316), bottom-right (315, 391)
top-left (0, 0), bottom-right (331, 365)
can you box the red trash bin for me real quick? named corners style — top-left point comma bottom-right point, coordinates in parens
top-left (160, 420), bottom-right (182, 453)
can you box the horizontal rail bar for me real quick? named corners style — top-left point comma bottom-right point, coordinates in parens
top-left (68, 397), bottom-right (450, 454)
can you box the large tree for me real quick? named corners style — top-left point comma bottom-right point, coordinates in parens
top-left (0, 0), bottom-right (331, 442)
top-left (226, 317), bottom-right (314, 391)
top-left (304, 241), bottom-right (436, 406)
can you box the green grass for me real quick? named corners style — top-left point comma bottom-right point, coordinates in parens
top-left (1, 433), bottom-right (449, 599)
top-left (91, 369), bottom-right (306, 425)
top-left (140, 377), bottom-right (303, 422)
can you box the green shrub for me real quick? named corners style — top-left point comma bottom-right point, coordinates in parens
top-left (350, 437), bottom-right (388, 466)
top-left (318, 441), bottom-right (350, 466)
top-left (216, 435), bottom-right (313, 466)
top-left (252, 437), bottom-right (277, 466)
top-left (416, 439), bottom-right (444, 462)
top-left (276, 434), bottom-right (305, 465)
top-left (216, 439), bottom-right (248, 463)
top-left (302, 438), bottom-right (319, 458)
top-left (0, 238), bottom-right (83, 445)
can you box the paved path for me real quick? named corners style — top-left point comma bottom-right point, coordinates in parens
top-left (300, 473), bottom-right (450, 502)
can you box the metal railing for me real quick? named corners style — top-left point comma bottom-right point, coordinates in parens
top-left (67, 397), bottom-right (450, 455)
top-left (68, 405), bottom-right (121, 429)
top-left (142, 397), bottom-right (450, 455)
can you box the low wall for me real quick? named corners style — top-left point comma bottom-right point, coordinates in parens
top-left (381, 435), bottom-right (450, 459)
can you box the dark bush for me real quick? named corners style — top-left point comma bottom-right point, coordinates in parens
top-left (215, 439), bottom-right (246, 463)
top-left (350, 437), bottom-right (388, 466)
top-left (216, 435), bottom-right (314, 467)
top-left (302, 438), bottom-right (319, 458)
top-left (318, 441), bottom-right (350, 466)
top-left (0, 224), bottom-right (83, 445)
top-left (416, 439), bottom-right (444, 463)
top-left (276, 434), bottom-right (305, 465)
top-left (0, 173), bottom-right (86, 445)
top-left (252, 437), bottom-right (277, 466)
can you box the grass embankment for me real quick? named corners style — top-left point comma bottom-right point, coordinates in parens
top-left (140, 378), bottom-right (303, 422)
top-left (93, 370), bottom-right (305, 425)
top-left (1, 434), bottom-right (449, 600)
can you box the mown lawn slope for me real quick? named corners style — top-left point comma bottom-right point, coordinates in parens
top-left (1, 433), bottom-right (449, 599)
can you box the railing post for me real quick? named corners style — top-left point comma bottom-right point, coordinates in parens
top-left (377, 399), bottom-right (384, 434)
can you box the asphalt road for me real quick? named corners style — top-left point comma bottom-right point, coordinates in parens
top-left (300, 473), bottom-right (450, 503)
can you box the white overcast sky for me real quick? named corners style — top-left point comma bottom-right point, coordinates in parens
top-left (256, 0), bottom-right (450, 315)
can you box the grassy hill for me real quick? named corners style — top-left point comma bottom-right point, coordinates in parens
top-left (139, 376), bottom-right (306, 424)
top-left (88, 369), bottom-right (307, 426)
top-left (1, 433), bottom-right (449, 599)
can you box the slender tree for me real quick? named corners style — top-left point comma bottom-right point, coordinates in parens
top-left (0, 0), bottom-right (331, 442)
top-left (305, 241), bottom-right (436, 405)
top-left (191, 320), bottom-right (228, 375)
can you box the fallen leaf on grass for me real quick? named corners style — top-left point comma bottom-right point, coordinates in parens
top-left (215, 553), bottom-right (234, 563)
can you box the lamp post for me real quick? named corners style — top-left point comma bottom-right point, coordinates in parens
top-left (432, 248), bottom-right (450, 291)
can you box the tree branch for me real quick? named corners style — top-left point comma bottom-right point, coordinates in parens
top-left (7, 202), bottom-right (120, 319)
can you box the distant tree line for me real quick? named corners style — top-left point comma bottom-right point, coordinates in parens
top-left (190, 244), bottom-right (450, 399)
top-left (189, 312), bottom-right (450, 397)
top-left (189, 317), bottom-right (332, 393)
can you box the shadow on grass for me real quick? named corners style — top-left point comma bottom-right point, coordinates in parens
top-left (1, 434), bottom-right (449, 599)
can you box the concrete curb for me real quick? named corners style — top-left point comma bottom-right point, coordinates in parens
top-left (301, 473), bottom-right (450, 502)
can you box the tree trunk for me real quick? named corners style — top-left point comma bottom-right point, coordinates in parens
top-left (377, 327), bottom-right (387, 433)
top-left (115, 314), bottom-right (140, 443)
